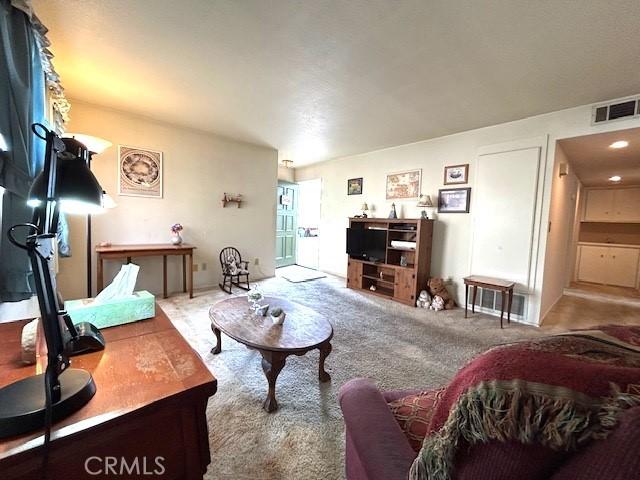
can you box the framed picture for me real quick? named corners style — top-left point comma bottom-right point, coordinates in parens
top-left (444, 164), bottom-right (469, 185)
top-left (347, 177), bottom-right (363, 195)
top-left (386, 169), bottom-right (421, 200)
top-left (118, 145), bottom-right (163, 198)
top-left (438, 188), bottom-right (471, 213)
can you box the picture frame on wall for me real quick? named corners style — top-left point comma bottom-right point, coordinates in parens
top-left (386, 169), bottom-right (421, 200)
top-left (347, 177), bottom-right (363, 195)
top-left (443, 164), bottom-right (469, 185)
top-left (438, 187), bottom-right (471, 213)
top-left (118, 145), bottom-right (163, 198)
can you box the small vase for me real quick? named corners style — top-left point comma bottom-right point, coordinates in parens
top-left (171, 233), bottom-right (183, 245)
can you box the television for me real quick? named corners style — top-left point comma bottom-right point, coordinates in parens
top-left (346, 228), bottom-right (387, 262)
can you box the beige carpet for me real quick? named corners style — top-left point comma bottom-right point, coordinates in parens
top-left (158, 274), bottom-right (545, 480)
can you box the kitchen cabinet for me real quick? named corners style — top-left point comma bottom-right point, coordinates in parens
top-left (583, 187), bottom-right (640, 223)
top-left (577, 244), bottom-right (640, 288)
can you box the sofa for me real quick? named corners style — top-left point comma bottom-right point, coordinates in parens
top-left (339, 325), bottom-right (640, 480)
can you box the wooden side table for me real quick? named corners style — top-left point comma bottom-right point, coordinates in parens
top-left (96, 243), bottom-right (196, 299)
top-left (464, 275), bottom-right (515, 328)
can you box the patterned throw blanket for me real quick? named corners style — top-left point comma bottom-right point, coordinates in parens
top-left (410, 325), bottom-right (640, 480)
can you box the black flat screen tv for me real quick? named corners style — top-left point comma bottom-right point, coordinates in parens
top-left (346, 228), bottom-right (386, 262)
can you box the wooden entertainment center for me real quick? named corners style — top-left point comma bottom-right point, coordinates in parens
top-left (346, 217), bottom-right (433, 306)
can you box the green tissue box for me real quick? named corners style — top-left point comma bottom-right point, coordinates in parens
top-left (64, 291), bottom-right (156, 330)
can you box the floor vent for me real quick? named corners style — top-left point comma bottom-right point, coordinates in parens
top-left (592, 97), bottom-right (639, 125)
top-left (466, 287), bottom-right (527, 321)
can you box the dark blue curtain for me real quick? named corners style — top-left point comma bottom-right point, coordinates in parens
top-left (0, 0), bottom-right (47, 302)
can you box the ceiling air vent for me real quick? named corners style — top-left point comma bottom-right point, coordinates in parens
top-left (592, 97), bottom-right (640, 125)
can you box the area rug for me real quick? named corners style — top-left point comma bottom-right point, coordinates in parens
top-left (158, 274), bottom-right (545, 480)
top-left (276, 265), bottom-right (327, 283)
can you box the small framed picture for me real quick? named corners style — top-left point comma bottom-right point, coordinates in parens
top-left (118, 145), bottom-right (163, 198)
top-left (443, 164), bottom-right (469, 185)
top-left (438, 188), bottom-right (471, 213)
top-left (347, 177), bottom-right (363, 195)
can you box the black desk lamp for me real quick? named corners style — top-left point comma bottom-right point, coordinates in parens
top-left (0, 124), bottom-right (106, 439)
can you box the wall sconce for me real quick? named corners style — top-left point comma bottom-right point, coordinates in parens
top-left (559, 162), bottom-right (569, 177)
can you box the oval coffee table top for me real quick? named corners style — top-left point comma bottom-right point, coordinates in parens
top-left (209, 296), bottom-right (333, 352)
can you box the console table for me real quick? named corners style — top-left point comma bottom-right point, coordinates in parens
top-left (96, 243), bottom-right (195, 299)
top-left (0, 305), bottom-right (216, 479)
top-left (464, 275), bottom-right (515, 328)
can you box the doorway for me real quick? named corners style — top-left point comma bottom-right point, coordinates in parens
top-left (541, 126), bottom-right (640, 329)
top-left (275, 181), bottom-right (297, 268)
top-left (296, 179), bottom-right (322, 270)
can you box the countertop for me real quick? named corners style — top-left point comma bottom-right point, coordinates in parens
top-left (578, 241), bottom-right (640, 249)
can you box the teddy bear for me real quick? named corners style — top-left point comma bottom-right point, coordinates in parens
top-left (426, 277), bottom-right (456, 310)
top-left (416, 289), bottom-right (432, 308)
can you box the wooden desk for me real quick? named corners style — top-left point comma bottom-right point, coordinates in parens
top-left (96, 244), bottom-right (196, 299)
top-left (0, 306), bottom-right (216, 479)
top-left (464, 275), bottom-right (515, 329)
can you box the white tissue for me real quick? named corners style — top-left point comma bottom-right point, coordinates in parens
top-left (94, 263), bottom-right (140, 303)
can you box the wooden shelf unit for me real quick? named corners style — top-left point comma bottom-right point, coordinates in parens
top-left (346, 218), bottom-right (434, 306)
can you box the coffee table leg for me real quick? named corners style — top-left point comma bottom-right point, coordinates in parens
top-left (211, 326), bottom-right (222, 354)
top-left (318, 342), bottom-right (332, 382)
top-left (260, 351), bottom-right (287, 413)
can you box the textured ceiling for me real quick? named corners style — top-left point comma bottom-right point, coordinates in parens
top-left (559, 127), bottom-right (640, 187)
top-left (34, 0), bottom-right (640, 165)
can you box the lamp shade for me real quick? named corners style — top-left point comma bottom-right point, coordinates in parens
top-left (63, 133), bottom-right (112, 154)
top-left (361, 202), bottom-right (369, 211)
top-left (27, 138), bottom-right (105, 215)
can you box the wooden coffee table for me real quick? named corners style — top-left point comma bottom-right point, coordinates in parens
top-left (209, 296), bottom-right (333, 412)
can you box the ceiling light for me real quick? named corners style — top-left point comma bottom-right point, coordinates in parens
top-left (281, 159), bottom-right (293, 168)
top-left (609, 141), bottom-right (629, 149)
top-left (609, 175), bottom-right (622, 182)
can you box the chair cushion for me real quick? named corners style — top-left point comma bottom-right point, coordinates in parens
top-left (388, 388), bottom-right (445, 453)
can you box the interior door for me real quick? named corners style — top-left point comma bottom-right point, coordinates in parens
top-left (275, 182), bottom-right (298, 268)
top-left (470, 146), bottom-right (542, 289)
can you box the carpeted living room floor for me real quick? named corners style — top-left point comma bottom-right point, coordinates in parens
top-left (158, 274), bottom-right (546, 480)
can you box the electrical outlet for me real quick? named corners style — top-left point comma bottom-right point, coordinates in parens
top-left (193, 263), bottom-right (199, 272)
top-left (202, 263), bottom-right (207, 271)
top-left (254, 258), bottom-right (260, 265)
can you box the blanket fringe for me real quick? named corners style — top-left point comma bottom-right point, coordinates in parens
top-left (409, 381), bottom-right (640, 480)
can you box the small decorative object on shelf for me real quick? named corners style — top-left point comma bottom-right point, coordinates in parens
top-left (247, 288), bottom-right (264, 312)
top-left (400, 255), bottom-right (408, 267)
top-left (221, 192), bottom-right (243, 208)
top-left (369, 285), bottom-right (377, 291)
top-left (361, 202), bottom-right (369, 218)
top-left (388, 203), bottom-right (398, 219)
top-left (270, 307), bottom-right (286, 325)
top-left (170, 223), bottom-right (183, 245)
top-left (379, 271), bottom-right (384, 279)
top-left (417, 194), bottom-right (434, 219)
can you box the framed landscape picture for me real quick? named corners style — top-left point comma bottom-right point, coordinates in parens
top-left (438, 187), bottom-right (471, 213)
top-left (386, 169), bottom-right (421, 200)
top-left (347, 177), bottom-right (363, 195)
top-left (444, 164), bottom-right (469, 185)
top-left (118, 145), bottom-right (163, 198)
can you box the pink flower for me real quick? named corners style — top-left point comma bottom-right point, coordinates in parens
top-left (171, 223), bottom-right (183, 234)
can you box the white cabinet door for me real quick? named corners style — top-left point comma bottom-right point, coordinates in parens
top-left (613, 188), bottom-right (640, 223)
top-left (577, 246), bottom-right (609, 284)
top-left (607, 247), bottom-right (639, 287)
top-left (583, 189), bottom-right (615, 222)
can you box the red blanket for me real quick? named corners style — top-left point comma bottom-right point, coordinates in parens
top-left (410, 325), bottom-right (640, 480)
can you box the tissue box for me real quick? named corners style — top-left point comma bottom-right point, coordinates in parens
top-left (64, 291), bottom-right (156, 330)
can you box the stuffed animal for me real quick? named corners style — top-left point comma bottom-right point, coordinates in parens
top-left (426, 277), bottom-right (456, 310)
top-left (416, 290), bottom-right (432, 308)
top-left (429, 295), bottom-right (445, 311)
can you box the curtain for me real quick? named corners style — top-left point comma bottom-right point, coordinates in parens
top-left (0, 0), bottom-right (46, 302)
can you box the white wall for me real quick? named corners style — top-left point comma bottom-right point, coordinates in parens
top-left (295, 97), bottom-right (640, 325)
top-left (539, 144), bottom-right (581, 318)
top-left (58, 101), bottom-right (278, 300)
